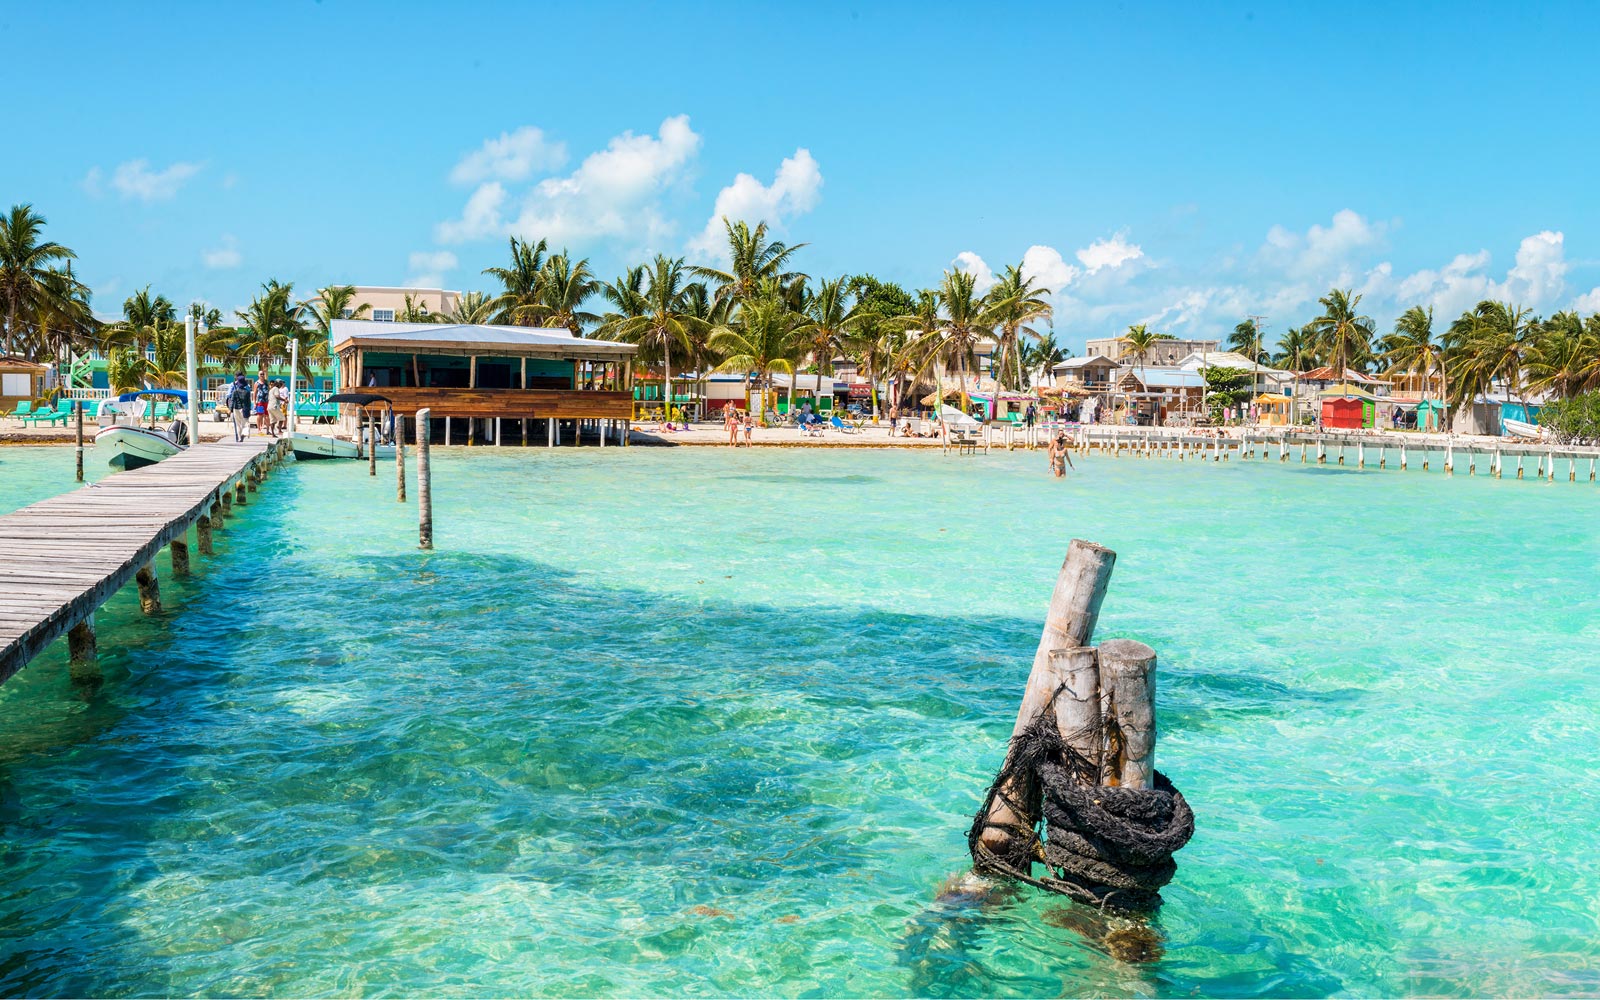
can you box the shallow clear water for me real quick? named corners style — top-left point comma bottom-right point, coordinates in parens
top-left (0, 446), bottom-right (107, 513)
top-left (2, 444), bottom-right (1598, 997)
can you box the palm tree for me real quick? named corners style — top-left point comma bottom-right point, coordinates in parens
top-left (1117, 323), bottom-right (1175, 403)
top-left (1380, 306), bottom-right (1447, 427)
top-left (1228, 319), bottom-right (1268, 363)
top-left (441, 290), bottom-right (500, 325)
top-left (711, 292), bottom-right (804, 412)
top-left (1307, 288), bottom-right (1376, 380)
top-left (29, 264), bottom-right (97, 366)
top-left (1025, 334), bottom-right (1066, 386)
top-left (929, 269), bottom-right (993, 412)
top-left (892, 289), bottom-right (944, 411)
top-left (1526, 311), bottom-right (1600, 399)
top-left (986, 263), bottom-right (1053, 392)
top-left (0, 204), bottom-right (77, 356)
top-left (303, 285), bottom-right (368, 367)
top-left (234, 280), bottom-right (305, 369)
top-left (607, 255), bottom-right (706, 421)
top-left (1445, 300), bottom-right (1537, 425)
top-left (107, 286), bottom-right (176, 360)
top-left (691, 219), bottom-right (808, 310)
top-left (540, 252), bottom-right (600, 336)
top-left (484, 236), bottom-right (549, 325)
top-left (795, 277), bottom-right (857, 405)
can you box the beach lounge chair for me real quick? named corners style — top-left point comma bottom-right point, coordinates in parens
top-left (828, 415), bottom-right (857, 434)
top-left (7, 401), bottom-right (35, 425)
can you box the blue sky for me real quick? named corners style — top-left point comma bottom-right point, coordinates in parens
top-left (7, 0), bottom-right (1598, 351)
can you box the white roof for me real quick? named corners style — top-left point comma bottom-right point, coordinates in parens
top-left (330, 319), bottom-right (634, 356)
top-left (1174, 350), bottom-right (1288, 375)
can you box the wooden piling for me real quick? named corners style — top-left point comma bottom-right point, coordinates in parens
top-left (368, 416), bottom-right (378, 476)
top-left (417, 407), bottom-right (434, 550)
top-left (169, 531), bottom-right (190, 577)
top-left (234, 477), bottom-right (247, 504)
top-left (68, 614), bottom-right (98, 685)
top-left (396, 415), bottom-right (407, 502)
top-left (197, 509), bottom-right (215, 555)
top-left (135, 562), bottom-right (161, 615)
top-left (1400, 443), bottom-right (1407, 470)
top-left (976, 540), bottom-right (1116, 872)
top-left (1445, 441), bottom-right (1454, 475)
top-left (1048, 647), bottom-right (1104, 772)
top-left (1097, 638), bottom-right (1157, 790)
top-left (75, 402), bottom-right (85, 482)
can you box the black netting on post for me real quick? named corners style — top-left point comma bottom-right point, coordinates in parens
top-left (966, 695), bottom-right (1194, 913)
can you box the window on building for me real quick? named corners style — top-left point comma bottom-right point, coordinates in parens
top-left (3, 373), bottom-right (32, 397)
top-left (373, 309), bottom-right (395, 322)
top-left (340, 308), bottom-right (353, 319)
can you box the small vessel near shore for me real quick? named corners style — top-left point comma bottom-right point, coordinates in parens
top-left (1502, 416), bottom-right (1545, 440)
top-left (94, 389), bottom-right (190, 470)
top-left (289, 392), bottom-right (395, 461)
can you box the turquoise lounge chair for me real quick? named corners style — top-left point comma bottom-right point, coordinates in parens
top-left (7, 401), bottom-right (35, 425)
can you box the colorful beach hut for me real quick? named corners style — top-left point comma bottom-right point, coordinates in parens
top-left (1319, 384), bottom-right (1377, 429)
top-left (1254, 392), bottom-right (1292, 426)
top-left (1415, 399), bottom-right (1448, 431)
top-left (0, 355), bottom-right (47, 416)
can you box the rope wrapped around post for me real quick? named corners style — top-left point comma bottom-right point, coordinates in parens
top-left (966, 541), bottom-right (1194, 914)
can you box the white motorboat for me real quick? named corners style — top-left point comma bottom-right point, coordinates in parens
top-left (94, 390), bottom-right (190, 470)
top-left (289, 392), bottom-right (396, 460)
top-left (289, 431), bottom-right (360, 460)
top-left (1502, 416), bottom-right (1545, 440)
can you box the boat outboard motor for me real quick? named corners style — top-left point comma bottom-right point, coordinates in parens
top-left (169, 420), bottom-right (190, 448)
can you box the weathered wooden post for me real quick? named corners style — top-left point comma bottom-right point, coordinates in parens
top-left (1516, 455), bottom-right (1524, 479)
top-left (169, 527), bottom-right (191, 577)
top-left (68, 614), bottom-right (98, 686)
top-left (1445, 441), bottom-right (1454, 475)
top-left (1357, 440), bottom-right (1365, 469)
top-left (135, 562), bottom-right (161, 615)
top-left (197, 507), bottom-right (215, 555)
top-left (396, 415), bottom-right (407, 502)
top-left (1548, 450), bottom-right (1556, 483)
top-left (368, 414), bottom-right (378, 477)
top-left (1097, 638), bottom-right (1157, 789)
top-left (1493, 446), bottom-right (1503, 479)
top-left (1569, 456), bottom-right (1576, 483)
top-left (417, 407), bottom-right (434, 550)
top-left (1400, 442), bottom-right (1408, 471)
top-left (234, 476), bottom-right (247, 505)
top-left (75, 401), bottom-right (85, 482)
top-left (1316, 436), bottom-right (1325, 464)
top-left (974, 540), bottom-right (1116, 872)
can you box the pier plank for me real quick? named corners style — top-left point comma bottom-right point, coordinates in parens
top-left (0, 440), bottom-right (277, 685)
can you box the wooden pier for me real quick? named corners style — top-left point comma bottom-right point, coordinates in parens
top-left (1070, 425), bottom-right (1600, 483)
top-left (0, 438), bottom-right (290, 687)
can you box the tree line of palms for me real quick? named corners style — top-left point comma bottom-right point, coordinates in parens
top-left (17, 197), bottom-right (1596, 417)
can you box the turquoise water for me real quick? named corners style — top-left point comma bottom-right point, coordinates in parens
top-left (0, 446), bottom-right (107, 513)
top-left (2, 445), bottom-right (1599, 996)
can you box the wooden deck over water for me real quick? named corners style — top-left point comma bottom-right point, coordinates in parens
top-left (0, 439), bottom-right (286, 685)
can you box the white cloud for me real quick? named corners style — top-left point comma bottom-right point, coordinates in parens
top-left (689, 148), bottom-right (823, 259)
top-left (1261, 209), bottom-right (1386, 278)
top-left (1503, 230), bottom-right (1567, 304)
top-left (406, 250), bottom-right (458, 288)
top-left (1020, 245), bottom-right (1080, 293)
top-left (1572, 287), bottom-right (1600, 314)
top-left (1077, 234), bottom-right (1145, 274)
top-left (1390, 231), bottom-right (1570, 319)
top-left (106, 159), bottom-right (203, 201)
top-left (438, 116), bottom-right (702, 247)
top-left (436, 182), bottom-right (508, 243)
top-left (449, 126), bottom-right (567, 185)
top-left (202, 235), bottom-right (242, 270)
top-left (951, 251), bottom-right (996, 294)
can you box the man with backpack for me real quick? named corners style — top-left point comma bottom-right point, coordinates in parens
top-left (226, 373), bottom-right (252, 442)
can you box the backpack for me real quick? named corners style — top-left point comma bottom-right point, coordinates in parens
top-left (228, 382), bottom-right (251, 411)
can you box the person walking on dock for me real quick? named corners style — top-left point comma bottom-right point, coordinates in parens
top-left (253, 371), bottom-right (271, 438)
top-left (227, 374), bottom-right (252, 442)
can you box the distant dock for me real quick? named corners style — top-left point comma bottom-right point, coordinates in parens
top-left (0, 438), bottom-right (289, 687)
